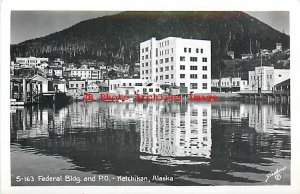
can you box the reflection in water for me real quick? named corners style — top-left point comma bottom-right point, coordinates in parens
top-left (139, 103), bottom-right (212, 165)
top-left (10, 101), bottom-right (290, 185)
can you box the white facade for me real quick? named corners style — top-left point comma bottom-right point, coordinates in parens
top-left (16, 57), bottom-right (48, 68)
top-left (248, 66), bottom-right (290, 92)
top-left (70, 69), bottom-right (103, 80)
top-left (140, 37), bottom-right (211, 93)
top-left (109, 79), bottom-right (148, 94)
top-left (211, 77), bottom-right (248, 92)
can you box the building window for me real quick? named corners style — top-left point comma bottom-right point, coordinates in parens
top-left (171, 74), bottom-right (174, 79)
top-left (180, 74), bottom-right (185, 79)
top-left (146, 70), bottom-right (148, 74)
top-left (135, 83), bottom-right (142, 86)
top-left (146, 62), bottom-right (148, 66)
top-left (180, 83), bottom-right (185, 86)
top-left (180, 56), bottom-right (185, 61)
top-left (180, 65), bottom-right (185, 70)
top-left (71, 84), bottom-right (74, 87)
top-left (171, 57), bottom-right (174, 62)
top-left (189, 48), bottom-right (191, 53)
top-left (190, 74), bottom-right (198, 79)
top-left (142, 56), bottom-right (144, 60)
top-left (171, 48), bottom-right (173, 53)
top-left (202, 66), bottom-right (207, 71)
top-left (184, 48), bottom-right (187, 52)
top-left (202, 83), bottom-right (207, 89)
top-left (190, 57), bottom-right (198, 62)
top-left (270, 75), bottom-right (272, 79)
top-left (171, 66), bottom-right (173, 70)
top-left (160, 67), bottom-right (163, 72)
top-left (201, 49), bottom-right (203, 53)
top-left (156, 68), bottom-right (158, 72)
top-left (160, 59), bottom-right (163, 64)
top-left (123, 83), bottom-right (126, 86)
top-left (145, 47), bottom-right (148, 52)
top-left (190, 83), bottom-right (198, 89)
top-left (202, 57), bottom-right (207, 62)
top-left (142, 70), bottom-right (144, 74)
top-left (160, 75), bottom-right (163, 80)
top-left (143, 88), bottom-right (147, 93)
top-left (165, 58), bottom-right (169, 63)
top-left (237, 81), bottom-right (240, 86)
top-left (149, 88), bottom-right (153, 92)
top-left (146, 55), bottom-right (148, 59)
top-left (190, 66), bottom-right (197, 70)
top-left (196, 48), bottom-right (199, 53)
top-left (202, 74), bottom-right (207, 79)
top-left (156, 88), bottom-right (160, 92)
top-left (165, 75), bottom-right (169, 79)
top-left (165, 66), bottom-right (169, 71)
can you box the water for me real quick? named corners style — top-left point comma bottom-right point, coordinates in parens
top-left (10, 101), bottom-right (290, 186)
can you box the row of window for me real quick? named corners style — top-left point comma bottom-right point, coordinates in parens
top-left (159, 40), bottom-right (170, 48)
top-left (184, 48), bottom-right (203, 54)
top-left (179, 83), bottom-right (208, 90)
top-left (142, 65), bottom-right (208, 75)
top-left (111, 82), bottom-right (143, 90)
top-left (180, 65), bottom-right (206, 70)
top-left (251, 75), bottom-right (273, 80)
top-left (180, 74), bottom-right (208, 79)
top-left (180, 56), bottom-right (207, 62)
top-left (70, 84), bottom-right (85, 88)
top-left (144, 74), bottom-right (208, 80)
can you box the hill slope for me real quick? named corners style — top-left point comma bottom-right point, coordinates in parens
top-left (10, 11), bottom-right (290, 78)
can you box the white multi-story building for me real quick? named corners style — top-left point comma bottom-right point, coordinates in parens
top-left (70, 69), bottom-right (103, 80)
top-left (16, 56), bottom-right (49, 68)
top-left (248, 66), bottom-right (290, 92)
top-left (140, 37), bottom-right (211, 93)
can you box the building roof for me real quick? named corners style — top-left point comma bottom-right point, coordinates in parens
top-left (274, 79), bottom-right (290, 87)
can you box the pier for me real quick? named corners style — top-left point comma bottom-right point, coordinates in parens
top-left (239, 90), bottom-right (290, 103)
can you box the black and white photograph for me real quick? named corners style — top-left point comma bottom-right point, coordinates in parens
top-left (1, 0), bottom-right (300, 193)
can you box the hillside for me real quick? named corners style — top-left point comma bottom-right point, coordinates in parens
top-left (10, 11), bottom-right (290, 78)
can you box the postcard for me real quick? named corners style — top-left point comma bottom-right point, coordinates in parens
top-left (1, 0), bottom-right (300, 194)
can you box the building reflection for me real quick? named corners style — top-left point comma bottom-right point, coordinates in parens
top-left (139, 102), bottom-right (212, 160)
top-left (211, 102), bottom-right (290, 133)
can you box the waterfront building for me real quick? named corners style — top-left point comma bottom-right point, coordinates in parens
top-left (16, 57), bottom-right (48, 68)
top-left (87, 82), bottom-right (100, 93)
top-left (248, 66), bottom-right (290, 92)
top-left (31, 74), bottom-right (54, 93)
top-left (53, 80), bottom-right (67, 93)
top-left (211, 77), bottom-right (248, 93)
top-left (140, 37), bottom-right (211, 93)
top-left (109, 79), bottom-right (148, 94)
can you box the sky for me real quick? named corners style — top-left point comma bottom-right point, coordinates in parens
top-left (11, 11), bottom-right (290, 44)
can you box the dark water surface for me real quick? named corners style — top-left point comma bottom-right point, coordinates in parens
top-left (10, 101), bottom-right (290, 186)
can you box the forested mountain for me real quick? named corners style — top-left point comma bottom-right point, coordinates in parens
top-left (11, 11), bottom-right (289, 77)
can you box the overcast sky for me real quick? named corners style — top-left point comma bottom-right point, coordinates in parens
top-left (11, 11), bottom-right (289, 44)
